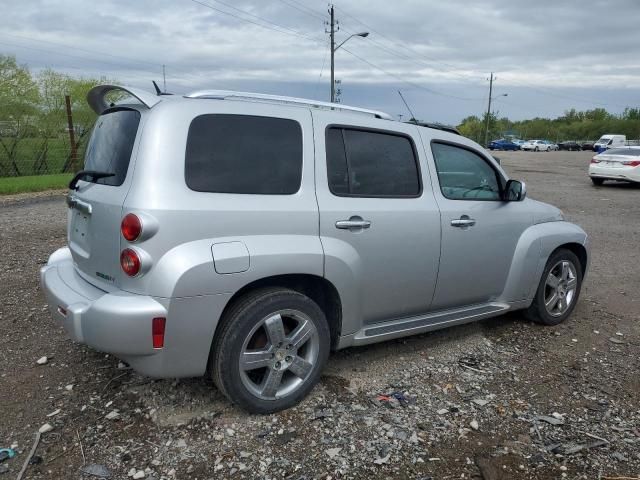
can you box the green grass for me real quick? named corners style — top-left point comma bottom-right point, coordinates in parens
top-left (0, 137), bottom-right (88, 176)
top-left (0, 173), bottom-right (72, 195)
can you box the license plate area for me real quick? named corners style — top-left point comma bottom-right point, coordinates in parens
top-left (70, 210), bottom-right (91, 257)
top-left (600, 161), bottom-right (622, 168)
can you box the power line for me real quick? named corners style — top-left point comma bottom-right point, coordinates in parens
top-left (0, 41), bottom-right (163, 80)
top-left (275, 0), bottom-right (326, 21)
top-left (314, 40), bottom-right (330, 98)
top-left (203, 0), bottom-right (319, 39)
top-left (334, 5), bottom-right (631, 110)
top-left (0, 32), bottom-right (162, 69)
top-left (188, 0), bottom-right (323, 43)
top-left (341, 46), bottom-right (481, 102)
top-left (335, 6), bottom-right (482, 83)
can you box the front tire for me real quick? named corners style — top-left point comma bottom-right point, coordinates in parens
top-left (211, 288), bottom-right (330, 414)
top-left (525, 249), bottom-right (583, 326)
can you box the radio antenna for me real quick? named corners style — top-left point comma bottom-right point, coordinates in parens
top-left (398, 90), bottom-right (417, 122)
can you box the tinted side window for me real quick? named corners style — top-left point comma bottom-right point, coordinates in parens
top-left (326, 127), bottom-right (420, 197)
top-left (431, 142), bottom-right (501, 200)
top-left (84, 109), bottom-right (140, 186)
top-left (185, 114), bottom-right (302, 194)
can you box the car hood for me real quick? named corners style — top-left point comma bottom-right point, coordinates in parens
top-left (529, 199), bottom-right (565, 224)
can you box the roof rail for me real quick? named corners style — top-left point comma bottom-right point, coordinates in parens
top-left (184, 90), bottom-right (394, 120)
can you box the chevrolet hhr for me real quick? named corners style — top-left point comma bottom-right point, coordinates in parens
top-left (40, 85), bottom-right (589, 413)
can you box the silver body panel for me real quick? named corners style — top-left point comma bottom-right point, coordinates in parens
top-left (40, 86), bottom-right (589, 378)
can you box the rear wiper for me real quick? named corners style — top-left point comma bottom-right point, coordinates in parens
top-left (69, 170), bottom-right (115, 190)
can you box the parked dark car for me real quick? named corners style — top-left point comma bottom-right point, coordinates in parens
top-left (558, 141), bottom-right (582, 151)
top-left (489, 139), bottom-right (520, 151)
top-left (581, 141), bottom-right (595, 151)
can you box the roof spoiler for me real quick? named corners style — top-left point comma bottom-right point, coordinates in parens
top-left (87, 85), bottom-right (162, 114)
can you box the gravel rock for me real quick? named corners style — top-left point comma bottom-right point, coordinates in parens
top-left (38, 423), bottom-right (53, 433)
top-left (3, 159), bottom-right (640, 478)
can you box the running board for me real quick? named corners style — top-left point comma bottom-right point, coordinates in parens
top-left (341, 303), bottom-right (510, 348)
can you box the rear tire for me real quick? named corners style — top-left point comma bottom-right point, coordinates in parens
top-left (525, 249), bottom-right (583, 326)
top-left (211, 287), bottom-right (330, 414)
top-left (591, 177), bottom-right (605, 186)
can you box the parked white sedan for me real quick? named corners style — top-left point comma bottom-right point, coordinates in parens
top-left (589, 147), bottom-right (640, 185)
top-left (522, 140), bottom-right (553, 152)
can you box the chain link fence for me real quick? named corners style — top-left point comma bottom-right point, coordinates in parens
top-left (0, 95), bottom-right (96, 177)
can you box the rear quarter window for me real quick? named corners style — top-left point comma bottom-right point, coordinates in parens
top-left (83, 108), bottom-right (141, 186)
top-left (185, 114), bottom-right (303, 194)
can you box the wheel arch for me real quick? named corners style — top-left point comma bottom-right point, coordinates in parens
top-left (212, 274), bottom-right (343, 353)
top-left (552, 242), bottom-right (588, 279)
top-left (500, 222), bottom-right (589, 306)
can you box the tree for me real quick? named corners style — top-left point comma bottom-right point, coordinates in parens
top-left (0, 55), bottom-right (40, 175)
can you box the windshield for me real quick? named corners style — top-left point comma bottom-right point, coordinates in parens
top-left (83, 108), bottom-right (141, 186)
top-left (596, 137), bottom-right (611, 144)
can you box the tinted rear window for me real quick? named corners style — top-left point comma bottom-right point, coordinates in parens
top-left (83, 109), bottom-right (140, 186)
top-left (185, 114), bottom-right (303, 194)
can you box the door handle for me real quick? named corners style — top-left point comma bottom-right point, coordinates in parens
top-left (336, 217), bottom-right (371, 230)
top-left (451, 216), bottom-right (476, 228)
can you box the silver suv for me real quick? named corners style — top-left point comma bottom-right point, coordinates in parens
top-left (41, 85), bottom-right (589, 413)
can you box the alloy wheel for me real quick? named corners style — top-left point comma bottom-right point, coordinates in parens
top-left (239, 309), bottom-right (319, 400)
top-left (544, 260), bottom-right (578, 317)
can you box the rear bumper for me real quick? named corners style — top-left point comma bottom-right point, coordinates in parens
top-left (589, 164), bottom-right (640, 182)
top-left (40, 247), bottom-right (230, 378)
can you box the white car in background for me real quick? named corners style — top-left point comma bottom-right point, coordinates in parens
top-left (522, 139), bottom-right (553, 152)
top-left (589, 147), bottom-right (640, 185)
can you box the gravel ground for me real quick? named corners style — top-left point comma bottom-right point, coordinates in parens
top-left (0, 150), bottom-right (639, 480)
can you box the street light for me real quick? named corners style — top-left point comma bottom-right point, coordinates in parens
top-left (331, 31), bottom-right (369, 103)
top-left (334, 31), bottom-right (369, 52)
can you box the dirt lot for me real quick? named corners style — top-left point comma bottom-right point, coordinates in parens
top-left (1, 150), bottom-right (638, 480)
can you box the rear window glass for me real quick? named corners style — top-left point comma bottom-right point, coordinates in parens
top-left (604, 148), bottom-right (640, 156)
top-left (185, 114), bottom-right (303, 194)
top-left (83, 109), bottom-right (140, 186)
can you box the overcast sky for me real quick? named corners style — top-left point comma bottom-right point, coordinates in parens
top-left (1, 0), bottom-right (639, 124)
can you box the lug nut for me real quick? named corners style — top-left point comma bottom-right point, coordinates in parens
top-left (285, 356), bottom-right (292, 362)
top-left (274, 361), bottom-right (281, 369)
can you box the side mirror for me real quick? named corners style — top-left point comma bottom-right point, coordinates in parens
top-left (504, 179), bottom-right (526, 201)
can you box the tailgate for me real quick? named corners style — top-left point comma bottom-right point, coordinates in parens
top-left (68, 108), bottom-right (142, 290)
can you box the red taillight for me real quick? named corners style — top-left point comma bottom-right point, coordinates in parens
top-left (623, 160), bottom-right (640, 167)
top-left (590, 157), bottom-right (600, 164)
top-left (152, 317), bottom-right (166, 349)
top-left (121, 213), bottom-right (142, 242)
top-left (120, 248), bottom-right (141, 277)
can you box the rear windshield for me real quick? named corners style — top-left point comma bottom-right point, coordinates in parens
top-left (604, 148), bottom-right (640, 156)
top-left (83, 108), bottom-right (141, 186)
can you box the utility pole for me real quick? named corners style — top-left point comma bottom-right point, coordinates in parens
top-left (334, 79), bottom-right (342, 103)
top-left (326, 6), bottom-right (367, 103)
top-left (484, 72), bottom-right (494, 147)
top-left (162, 64), bottom-right (166, 93)
top-left (329, 4), bottom-right (336, 103)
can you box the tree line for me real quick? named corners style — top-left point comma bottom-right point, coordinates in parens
top-left (457, 108), bottom-right (640, 145)
top-left (0, 54), bottom-right (106, 176)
